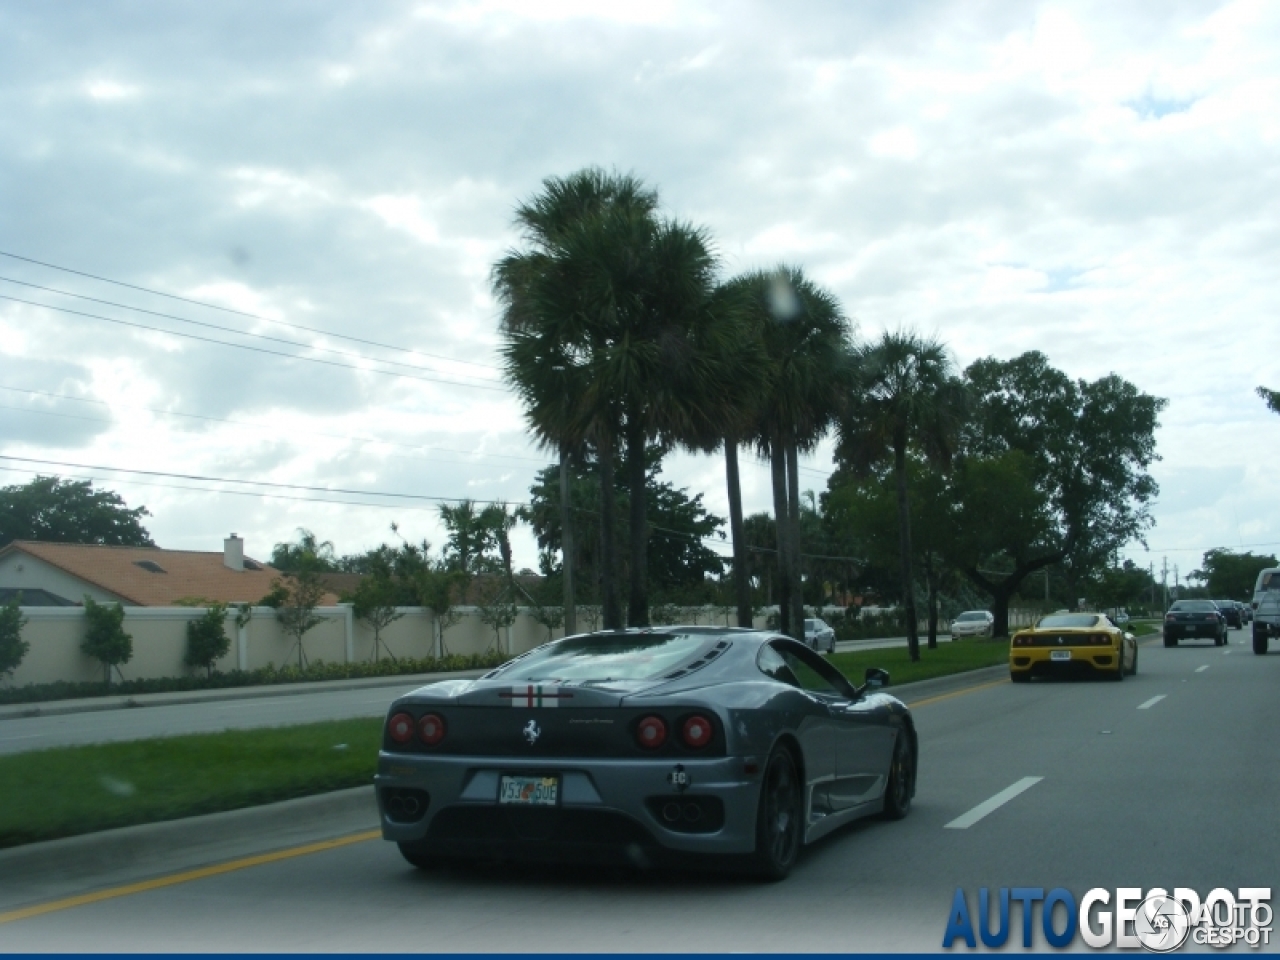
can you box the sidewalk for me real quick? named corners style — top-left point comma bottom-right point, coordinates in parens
top-left (0, 668), bottom-right (490, 722)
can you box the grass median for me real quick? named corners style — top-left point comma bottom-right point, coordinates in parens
top-left (829, 636), bottom-right (1009, 686)
top-left (0, 718), bottom-right (382, 849)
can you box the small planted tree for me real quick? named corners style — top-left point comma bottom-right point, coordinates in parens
top-left (82, 596), bottom-right (133, 686)
top-left (184, 603), bottom-right (230, 678)
top-left (274, 564), bottom-right (327, 669)
top-left (530, 603), bottom-right (563, 644)
top-left (0, 595), bottom-right (29, 683)
top-left (478, 594), bottom-right (519, 655)
top-left (352, 557), bottom-right (403, 662)
top-left (418, 563), bottom-right (461, 659)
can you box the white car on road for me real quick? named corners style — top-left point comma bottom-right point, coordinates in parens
top-left (950, 610), bottom-right (995, 638)
top-left (804, 618), bottom-right (836, 653)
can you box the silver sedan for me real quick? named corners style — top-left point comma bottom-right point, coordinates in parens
top-left (949, 610), bottom-right (994, 638)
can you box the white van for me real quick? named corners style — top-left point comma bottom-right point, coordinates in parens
top-left (1250, 567), bottom-right (1280, 654)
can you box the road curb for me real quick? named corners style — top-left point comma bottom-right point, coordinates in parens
top-left (0, 786), bottom-right (379, 910)
top-left (0, 670), bottom-right (490, 722)
top-left (891, 663), bottom-right (1010, 703)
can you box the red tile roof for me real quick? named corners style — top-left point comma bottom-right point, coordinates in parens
top-left (0, 541), bottom-right (340, 606)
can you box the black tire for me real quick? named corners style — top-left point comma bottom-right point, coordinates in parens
top-left (1255, 629), bottom-right (1269, 655)
top-left (751, 745), bottom-right (802, 881)
top-left (1129, 645), bottom-right (1138, 676)
top-left (828, 637), bottom-right (836, 654)
top-left (1010, 670), bottom-right (1030, 683)
top-left (881, 731), bottom-right (913, 820)
top-left (1111, 656), bottom-right (1125, 681)
top-left (397, 841), bottom-right (438, 870)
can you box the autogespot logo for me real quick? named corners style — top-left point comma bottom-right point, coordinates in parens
top-left (942, 886), bottom-right (1273, 951)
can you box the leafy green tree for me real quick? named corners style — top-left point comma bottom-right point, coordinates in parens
top-left (953, 352), bottom-right (1166, 635)
top-left (0, 596), bottom-right (29, 681)
top-left (524, 453), bottom-right (725, 604)
top-left (439, 500), bottom-right (498, 585)
top-left (184, 603), bottom-right (230, 678)
top-left (1190, 549), bottom-right (1278, 600)
top-left (1258, 386), bottom-right (1280, 414)
top-left (271, 529), bottom-right (337, 572)
top-left (1087, 561), bottom-right (1158, 613)
top-left (836, 332), bottom-right (965, 661)
top-left (0, 476), bottom-right (153, 548)
top-left (351, 551), bottom-right (404, 662)
top-left (82, 596), bottom-right (133, 685)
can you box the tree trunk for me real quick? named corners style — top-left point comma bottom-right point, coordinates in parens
top-left (597, 431), bottom-right (623, 630)
top-left (785, 442), bottom-right (804, 642)
top-left (893, 434), bottom-right (920, 662)
top-left (769, 434), bottom-right (792, 637)
top-left (925, 555), bottom-right (938, 650)
top-left (724, 435), bottom-right (752, 628)
top-left (626, 417), bottom-right (649, 627)
top-left (559, 445), bottom-right (577, 637)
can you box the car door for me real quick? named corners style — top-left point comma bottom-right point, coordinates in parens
top-left (770, 640), bottom-right (894, 812)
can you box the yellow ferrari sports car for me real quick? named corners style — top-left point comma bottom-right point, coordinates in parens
top-left (1009, 612), bottom-right (1138, 683)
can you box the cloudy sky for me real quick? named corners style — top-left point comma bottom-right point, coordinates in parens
top-left (1, 0), bottom-right (1277, 584)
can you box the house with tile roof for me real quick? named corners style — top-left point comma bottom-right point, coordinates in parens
top-left (0, 535), bottom-right (339, 607)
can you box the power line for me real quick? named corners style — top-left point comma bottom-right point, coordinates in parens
top-left (0, 249), bottom-right (500, 373)
top-left (0, 276), bottom-right (501, 386)
top-left (0, 295), bottom-right (509, 393)
top-left (0, 384), bottom-right (555, 467)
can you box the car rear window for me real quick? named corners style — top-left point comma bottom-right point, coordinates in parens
top-left (1036, 614), bottom-right (1100, 628)
top-left (1169, 600), bottom-right (1216, 612)
top-left (500, 633), bottom-right (716, 683)
top-left (955, 612), bottom-right (988, 622)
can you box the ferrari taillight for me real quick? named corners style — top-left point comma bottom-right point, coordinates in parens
top-left (417, 713), bottom-right (446, 746)
top-left (636, 715), bottom-right (667, 749)
top-left (681, 714), bottom-right (713, 749)
top-left (387, 712), bottom-right (414, 744)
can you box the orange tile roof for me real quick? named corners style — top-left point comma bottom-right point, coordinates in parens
top-left (0, 541), bottom-right (340, 606)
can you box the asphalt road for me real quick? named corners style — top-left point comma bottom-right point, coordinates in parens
top-left (1, 631), bottom-right (1276, 952)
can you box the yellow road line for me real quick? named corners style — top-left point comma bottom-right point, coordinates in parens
top-left (906, 677), bottom-right (1009, 708)
top-left (0, 829), bottom-right (381, 926)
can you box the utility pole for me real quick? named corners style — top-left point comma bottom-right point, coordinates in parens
top-left (1174, 563), bottom-right (1180, 600)
top-left (1162, 557), bottom-right (1169, 610)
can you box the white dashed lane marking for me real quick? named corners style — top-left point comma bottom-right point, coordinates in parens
top-left (944, 777), bottom-right (1043, 830)
top-left (1137, 695), bottom-right (1167, 710)
top-left (1196, 665), bottom-right (1209, 673)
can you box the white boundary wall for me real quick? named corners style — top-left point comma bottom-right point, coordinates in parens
top-left (4, 605), bottom-right (769, 688)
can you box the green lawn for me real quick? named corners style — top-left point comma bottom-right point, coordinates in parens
top-left (0, 718), bottom-right (382, 849)
top-left (829, 637), bottom-right (1009, 687)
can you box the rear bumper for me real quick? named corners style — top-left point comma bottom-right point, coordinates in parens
top-left (1164, 625), bottom-right (1222, 640)
top-left (1010, 648), bottom-right (1120, 677)
top-left (375, 753), bottom-right (760, 859)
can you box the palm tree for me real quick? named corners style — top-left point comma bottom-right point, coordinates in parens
top-left (498, 169), bottom-right (743, 629)
top-left (494, 169), bottom-right (658, 630)
top-left (726, 268), bottom-right (852, 640)
top-left (836, 331), bottom-right (966, 662)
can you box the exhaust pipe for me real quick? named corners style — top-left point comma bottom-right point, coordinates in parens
top-left (401, 795), bottom-right (421, 817)
top-left (387, 795), bottom-right (405, 816)
top-left (662, 802), bottom-right (682, 823)
top-left (683, 802), bottom-right (702, 823)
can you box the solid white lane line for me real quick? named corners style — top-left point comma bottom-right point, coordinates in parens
top-left (944, 777), bottom-right (1043, 830)
top-left (1196, 665), bottom-right (1209, 673)
top-left (1137, 695), bottom-right (1167, 710)
top-left (0, 733), bottom-right (46, 742)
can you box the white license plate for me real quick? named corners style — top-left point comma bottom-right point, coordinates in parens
top-left (1050, 650), bottom-right (1072, 661)
top-left (498, 775), bottom-right (559, 806)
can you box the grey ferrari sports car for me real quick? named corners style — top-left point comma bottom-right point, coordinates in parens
top-left (376, 626), bottom-right (917, 880)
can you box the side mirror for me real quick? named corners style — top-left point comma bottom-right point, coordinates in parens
top-left (864, 667), bottom-right (890, 689)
